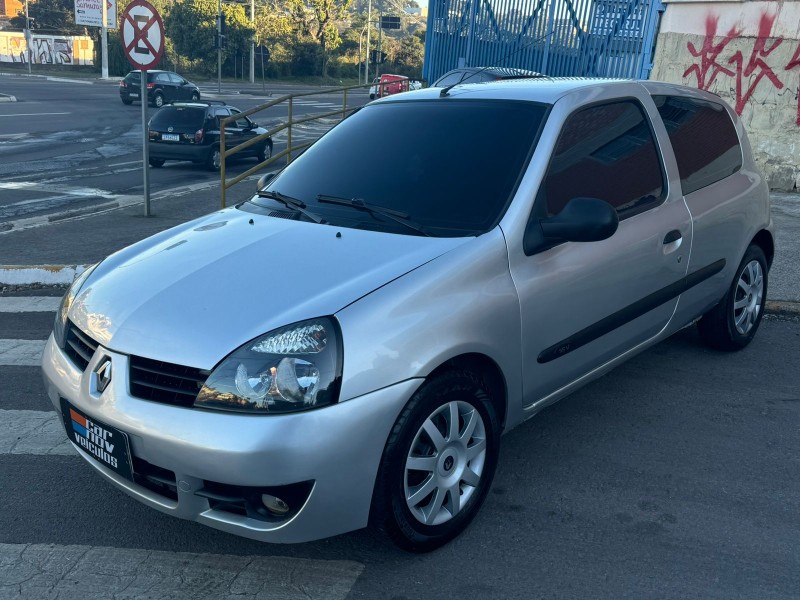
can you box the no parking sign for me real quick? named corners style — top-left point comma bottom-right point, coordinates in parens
top-left (120, 0), bottom-right (164, 70)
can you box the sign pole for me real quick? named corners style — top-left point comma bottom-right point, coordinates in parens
top-left (24, 0), bottom-right (31, 74)
top-left (120, 0), bottom-right (163, 218)
top-left (101, 0), bottom-right (108, 78)
top-left (141, 69), bottom-right (150, 216)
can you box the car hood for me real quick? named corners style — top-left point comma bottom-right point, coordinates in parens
top-left (69, 209), bottom-right (468, 369)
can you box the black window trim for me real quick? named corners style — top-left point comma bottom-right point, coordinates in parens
top-left (652, 93), bottom-right (744, 197)
top-left (530, 95), bottom-right (671, 229)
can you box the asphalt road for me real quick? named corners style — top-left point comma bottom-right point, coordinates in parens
top-left (0, 76), bottom-right (368, 227)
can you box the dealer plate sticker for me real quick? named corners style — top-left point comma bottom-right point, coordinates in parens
top-left (60, 399), bottom-right (134, 481)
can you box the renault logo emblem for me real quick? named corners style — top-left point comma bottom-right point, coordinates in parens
top-left (95, 358), bottom-right (112, 393)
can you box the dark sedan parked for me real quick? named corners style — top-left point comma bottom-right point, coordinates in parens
top-left (119, 70), bottom-right (200, 108)
top-left (148, 101), bottom-right (273, 170)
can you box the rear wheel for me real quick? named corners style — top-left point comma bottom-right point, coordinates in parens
top-left (121, 98), bottom-right (133, 105)
top-left (153, 92), bottom-right (164, 108)
top-left (148, 158), bottom-right (165, 168)
top-left (698, 244), bottom-right (767, 350)
top-left (206, 147), bottom-right (221, 171)
top-left (371, 371), bottom-right (500, 552)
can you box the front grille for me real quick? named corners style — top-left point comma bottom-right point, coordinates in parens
top-left (129, 355), bottom-right (207, 407)
top-left (268, 210), bottom-right (299, 220)
top-left (64, 321), bottom-right (98, 371)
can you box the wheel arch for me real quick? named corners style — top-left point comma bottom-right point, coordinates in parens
top-left (427, 353), bottom-right (508, 432)
top-left (751, 229), bottom-right (775, 270)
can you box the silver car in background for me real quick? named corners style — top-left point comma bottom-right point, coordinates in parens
top-left (42, 79), bottom-right (774, 552)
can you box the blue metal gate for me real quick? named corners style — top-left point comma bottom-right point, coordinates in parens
top-left (423, 0), bottom-right (664, 83)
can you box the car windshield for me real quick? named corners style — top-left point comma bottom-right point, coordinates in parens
top-left (244, 100), bottom-right (548, 237)
top-left (149, 107), bottom-right (205, 129)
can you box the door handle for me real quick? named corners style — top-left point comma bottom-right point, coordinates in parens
top-left (663, 230), bottom-right (682, 245)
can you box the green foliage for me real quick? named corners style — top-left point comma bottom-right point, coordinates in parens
top-left (8, 0), bottom-right (86, 35)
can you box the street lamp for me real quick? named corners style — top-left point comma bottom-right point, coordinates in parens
top-left (358, 24), bottom-right (369, 85)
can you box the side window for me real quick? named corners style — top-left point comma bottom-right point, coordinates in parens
top-left (212, 108), bottom-right (230, 129)
top-left (540, 100), bottom-right (665, 219)
top-left (230, 109), bottom-right (250, 129)
top-left (653, 95), bottom-right (742, 195)
top-left (156, 73), bottom-right (170, 83)
top-left (169, 73), bottom-right (184, 84)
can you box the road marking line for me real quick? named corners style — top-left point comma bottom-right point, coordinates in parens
top-left (0, 112), bottom-right (70, 117)
top-left (0, 265), bottom-right (87, 285)
top-left (0, 543), bottom-right (364, 599)
top-left (0, 297), bottom-right (61, 312)
top-left (0, 339), bottom-right (46, 366)
top-left (0, 410), bottom-right (74, 456)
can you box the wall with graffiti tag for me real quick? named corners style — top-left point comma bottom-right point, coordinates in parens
top-left (651, 0), bottom-right (800, 191)
top-left (0, 33), bottom-right (94, 66)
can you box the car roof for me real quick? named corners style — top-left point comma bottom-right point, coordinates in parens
top-left (376, 77), bottom-right (727, 107)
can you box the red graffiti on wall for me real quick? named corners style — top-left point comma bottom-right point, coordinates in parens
top-left (683, 12), bottom-right (800, 125)
top-left (786, 44), bottom-right (800, 126)
top-left (726, 14), bottom-right (784, 114)
top-left (684, 16), bottom-right (740, 90)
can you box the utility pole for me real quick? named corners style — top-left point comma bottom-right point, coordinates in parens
top-left (249, 0), bottom-right (255, 83)
top-left (366, 0), bottom-right (371, 83)
top-left (217, 0), bottom-right (222, 93)
top-left (23, 0), bottom-right (31, 74)
top-left (101, 0), bottom-right (108, 78)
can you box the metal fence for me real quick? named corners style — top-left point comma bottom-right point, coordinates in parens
top-left (423, 0), bottom-right (664, 83)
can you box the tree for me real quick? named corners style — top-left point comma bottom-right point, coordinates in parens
top-left (395, 34), bottom-right (423, 69)
top-left (8, 0), bottom-right (86, 35)
top-left (165, 0), bottom-right (254, 76)
top-left (286, 0), bottom-right (352, 76)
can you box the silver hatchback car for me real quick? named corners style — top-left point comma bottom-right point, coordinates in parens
top-left (43, 79), bottom-right (773, 552)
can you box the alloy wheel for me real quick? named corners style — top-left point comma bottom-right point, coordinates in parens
top-left (404, 400), bottom-right (487, 526)
top-left (733, 259), bottom-right (763, 335)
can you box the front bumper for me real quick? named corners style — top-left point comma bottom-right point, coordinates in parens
top-left (42, 334), bottom-right (419, 543)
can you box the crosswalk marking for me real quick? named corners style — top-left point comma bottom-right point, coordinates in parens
top-left (0, 297), bottom-right (61, 313)
top-left (0, 410), bottom-right (74, 456)
top-left (0, 340), bottom-right (46, 366)
top-left (0, 543), bottom-right (364, 599)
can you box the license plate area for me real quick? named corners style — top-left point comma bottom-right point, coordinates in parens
top-left (129, 92), bottom-right (139, 97)
top-left (161, 133), bottom-right (180, 142)
top-left (61, 398), bottom-right (134, 481)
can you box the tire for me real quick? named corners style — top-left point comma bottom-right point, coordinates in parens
top-left (191, 91), bottom-right (200, 102)
top-left (257, 141), bottom-right (272, 163)
top-left (153, 93), bottom-right (164, 108)
top-left (698, 244), bottom-right (768, 351)
top-left (371, 370), bottom-right (500, 552)
top-left (206, 147), bottom-right (221, 171)
top-left (121, 98), bottom-right (133, 105)
top-left (148, 158), bottom-right (165, 168)
top-left (369, 93), bottom-right (375, 100)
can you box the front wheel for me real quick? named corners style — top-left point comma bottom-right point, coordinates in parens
top-left (698, 244), bottom-right (768, 350)
top-left (257, 141), bottom-right (272, 163)
top-left (191, 91), bottom-right (200, 102)
top-left (371, 371), bottom-right (500, 552)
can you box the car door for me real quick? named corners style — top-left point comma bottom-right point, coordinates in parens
top-left (168, 73), bottom-right (189, 100)
top-left (505, 90), bottom-right (693, 409)
top-left (154, 72), bottom-right (173, 102)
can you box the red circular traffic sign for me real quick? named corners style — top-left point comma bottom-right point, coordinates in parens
top-left (120, 0), bottom-right (164, 71)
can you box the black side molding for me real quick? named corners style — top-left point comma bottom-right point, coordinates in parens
top-left (537, 259), bottom-right (726, 364)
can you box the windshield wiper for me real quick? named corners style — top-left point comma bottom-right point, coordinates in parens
top-left (256, 190), bottom-right (327, 224)
top-left (316, 195), bottom-right (431, 237)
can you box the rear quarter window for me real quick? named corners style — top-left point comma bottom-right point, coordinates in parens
top-left (653, 95), bottom-right (742, 195)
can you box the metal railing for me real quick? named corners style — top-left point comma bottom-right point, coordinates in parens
top-left (218, 84), bottom-right (369, 209)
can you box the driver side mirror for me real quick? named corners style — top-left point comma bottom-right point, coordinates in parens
top-left (524, 197), bottom-right (619, 255)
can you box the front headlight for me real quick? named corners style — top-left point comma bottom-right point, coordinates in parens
top-left (53, 263), bottom-right (99, 348)
top-left (195, 317), bottom-right (343, 414)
